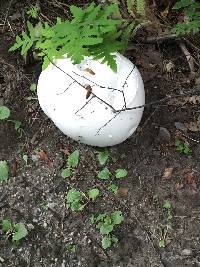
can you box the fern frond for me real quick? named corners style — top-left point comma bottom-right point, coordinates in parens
top-left (136, 0), bottom-right (145, 16)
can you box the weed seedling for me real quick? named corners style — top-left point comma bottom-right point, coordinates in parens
top-left (27, 83), bottom-right (38, 101)
top-left (171, 0), bottom-right (200, 36)
top-left (1, 219), bottom-right (28, 245)
top-left (90, 211), bottom-right (124, 249)
top-left (175, 140), bottom-right (192, 156)
top-left (27, 5), bottom-right (39, 19)
top-left (98, 168), bottom-right (128, 180)
top-left (0, 161), bottom-right (9, 182)
top-left (68, 244), bottom-right (76, 253)
top-left (61, 150), bottom-right (79, 178)
top-left (97, 148), bottom-right (109, 165)
top-left (0, 106), bottom-right (10, 120)
top-left (159, 201), bottom-right (173, 248)
top-left (65, 187), bottom-right (100, 211)
top-left (107, 183), bottom-right (119, 194)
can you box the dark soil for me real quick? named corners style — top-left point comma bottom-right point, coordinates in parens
top-left (0, 1), bottom-right (200, 267)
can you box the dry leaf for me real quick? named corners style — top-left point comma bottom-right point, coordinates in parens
top-left (185, 115), bottom-right (200, 132)
top-left (38, 150), bottom-right (53, 167)
top-left (184, 170), bottom-right (193, 184)
top-left (163, 167), bottom-right (174, 179)
top-left (11, 161), bottom-right (17, 177)
top-left (168, 96), bottom-right (200, 106)
top-left (84, 68), bottom-right (95, 75)
top-left (117, 187), bottom-right (129, 198)
top-left (175, 182), bottom-right (184, 190)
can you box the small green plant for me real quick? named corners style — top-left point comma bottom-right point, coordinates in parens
top-left (61, 150), bottom-right (79, 178)
top-left (97, 148), bottom-right (109, 165)
top-left (9, 2), bottom-right (141, 72)
top-left (65, 187), bottom-right (100, 211)
top-left (8, 120), bottom-right (24, 138)
top-left (0, 160), bottom-right (9, 182)
top-left (68, 244), bottom-right (76, 253)
top-left (159, 201), bottom-right (173, 248)
top-left (127, 0), bottom-right (145, 16)
top-left (175, 140), bottom-right (192, 155)
top-left (98, 167), bottom-right (111, 180)
top-left (171, 0), bottom-right (200, 35)
top-left (27, 5), bottom-right (39, 19)
top-left (108, 183), bottom-right (119, 194)
top-left (115, 169), bottom-right (128, 178)
top-left (88, 188), bottom-right (100, 201)
top-left (0, 106), bottom-right (10, 120)
top-left (91, 211), bottom-right (124, 249)
top-left (27, 83), bottom-right (38, 101)
top-left (2, 219), bottom-right (28, 245)
top-left (98, 167), bottom-right (128, 180)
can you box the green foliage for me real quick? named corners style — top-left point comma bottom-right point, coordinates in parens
top-left (9, 3), bottom-right (133, 72)
top-left (61, 149), bottom-right (79, 179)
top-left (0, 106), bottom-right (10, 120)
top-left (126, 0), bottom-right (145, 16)
top-left (91, 211), bottom-right (124, 249)
top-left (67, 150), bottom-right (79, 168)
top-left (98, 167), bottom-right (128, 180)
top-left (27, 5), bottom-right (39, 19)
top-left (2, 219), bottom-right (12, 233)
top-left (29, 83), bottom-right (37, 92)
top-left (65, 187), bottom-right (100, 211)
top-left (136, 0), bottom-right (145, 16)
top-left (12, 223), bottom-right (28, 242)
top-left (159, 201), bottom-right (173, 248)
top-left (27, 83), bottom-right (37, 101)
top-left (97, 148), bottom-right (109, 165)
top-left (65, 188), bottom-right (85, 211)
top-left (175, 140), bottom-right (192, 155)
top-left (1, 219), bottom-right (28, 244)
top-left (108, 183), bottom-right (118, 194)
top-left (115, 169), bottom-right (128, 178)
top-left (68, 244), bottom-right (76, 253)
top-left (171, 0), bottom-right (200, 35)
top-left (98, 167), bottom-right (111, 180)
top-left (0, 161), bottom-right (9, 182)
top-left (88, 188), bottom-right (100, 201)
top-left (61, 168), bottom-right (71, 179)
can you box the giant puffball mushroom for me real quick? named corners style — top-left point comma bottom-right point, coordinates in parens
top-left (37, 53), bottom-right (145, 147)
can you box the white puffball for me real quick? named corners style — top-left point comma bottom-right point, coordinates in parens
top-left (37, 53), bottom-right (145, 147)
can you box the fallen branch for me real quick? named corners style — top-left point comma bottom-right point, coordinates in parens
top-left (178, 42), bottom-right (195, 75)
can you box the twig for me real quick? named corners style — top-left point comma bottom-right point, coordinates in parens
top-left (134, 107), bottom-right (159, 139)
top-left (56, 81), bottom-right (76, 95)
top-left (75, 96), bottom-right (95, 114)
top-left (178, 42), bottom-right (195, 75)
top-left (127, 34), bottom-right (179, 50)
top-left (72, 71), bottom-right (123, 93)
top-left (95, 108), bottom-right (124, 135)
top-left (2, 0), bottom-right (14, 33)
top-left (48, 57), bottom-right (117, 112)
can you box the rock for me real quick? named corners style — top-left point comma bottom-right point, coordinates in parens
top-left (47, 202), bottom-right (57, 209)
top-left (175, 122), bottom-right (187, 133)
top-left (157, 127), bottom-right (171, 142)
top-left (181, 249), bottom-right (193, 256)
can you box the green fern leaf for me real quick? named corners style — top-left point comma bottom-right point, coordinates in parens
top-left (173, 0), bottom-right (196, 9)
top-left (136, 0), bottom-right (145, 16)
top-left (90, 31), bottom-right (124, 72)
